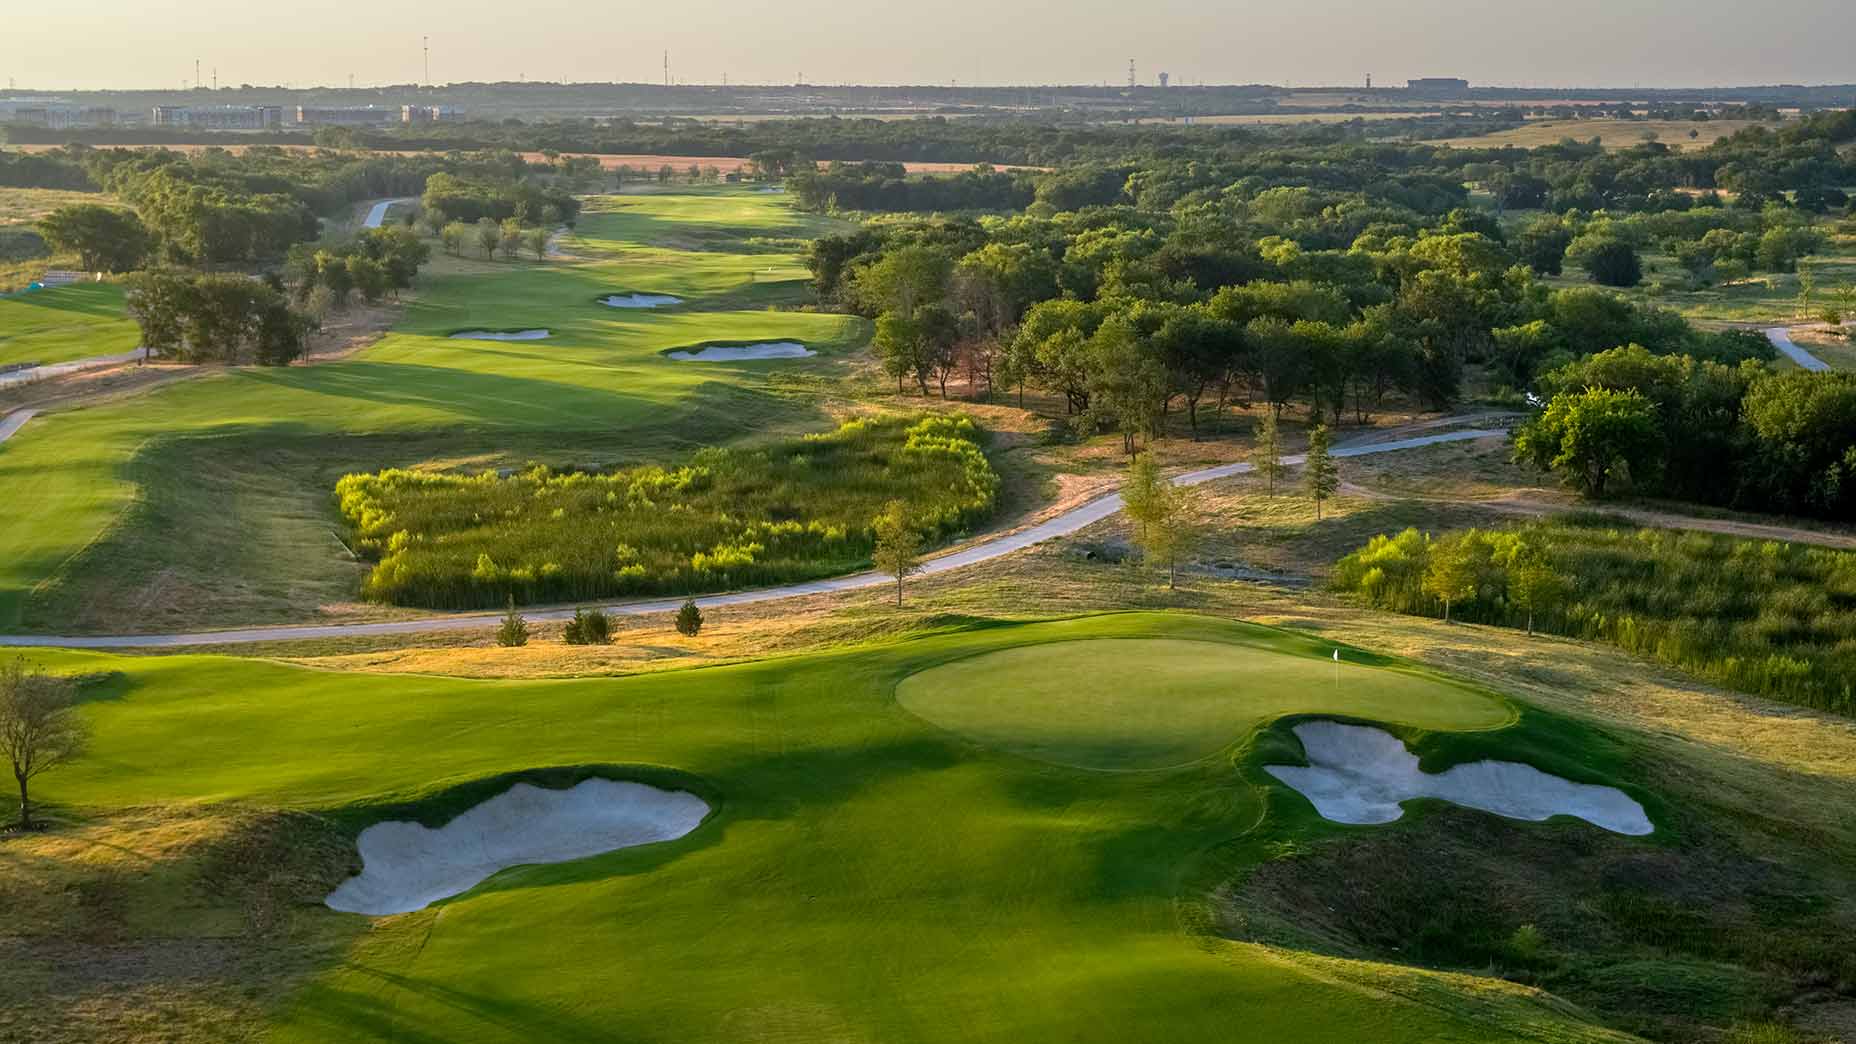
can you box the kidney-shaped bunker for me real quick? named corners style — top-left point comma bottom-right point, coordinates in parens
top-left (667, 341), bottom-right (815, 362)
top-left (326, 778), bottom-right (711, 915)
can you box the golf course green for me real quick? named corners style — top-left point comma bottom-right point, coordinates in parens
top-left (19, 612), bottom-right (1626, 1043)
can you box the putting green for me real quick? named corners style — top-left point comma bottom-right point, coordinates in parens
top-left (895, 637), bottom-right (1512, 770)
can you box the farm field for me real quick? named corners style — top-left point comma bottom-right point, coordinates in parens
top-left (7, 611), bottom-right (1677, 1044)
top-left (1425, 117), bottom-right (1771, 151)
top-left (0, 188), bottom-right (865, 635)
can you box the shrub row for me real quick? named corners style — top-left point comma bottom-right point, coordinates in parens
top-left (1332, 517), bottom-right (1856, 716)
top-left (336, 415), bottom-right (997, 609)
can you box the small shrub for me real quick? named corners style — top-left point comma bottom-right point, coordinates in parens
top-left (495, 597), bottom-right (529, 647)
top-left (1504, 923), bottom-right (1547, 965)
top-left (674, 599), bottom-right (703, 637)
top-left (562, 607), bottom-right (613, 646)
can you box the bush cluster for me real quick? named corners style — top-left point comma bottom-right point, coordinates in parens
top-left (336, 415), bottom-right (998, 609)
top-left (1332, 519), bottom-right (1856, 715)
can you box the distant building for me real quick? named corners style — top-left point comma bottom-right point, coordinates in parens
top-left (151, 105), bottom-right (283, 130)
top-left (0, 99), bottom-right (117, 128)
top-left (1406, 77), bottom-right (1470, 94)
top-left (1158, 72), bottom-right (1170, 89)
top-left (295, 106), bottom-right (397, 127)
top-left (400, 104), bottom-right (460, 124)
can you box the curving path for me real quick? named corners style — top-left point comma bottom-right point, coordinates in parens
top-left (0, 428), bottom-right (1505, 649)
top-left (0, 409), bottom-right (37, 444)
top-left (0, 349), bottom-right (147, 392)
top-left (361, 198), bottom-right (417, 229)
top-left (1765, 326), bottom-right (1830, 372)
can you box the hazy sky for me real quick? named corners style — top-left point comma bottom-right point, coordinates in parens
top-left (8, 0), bottom-right (1855, 91)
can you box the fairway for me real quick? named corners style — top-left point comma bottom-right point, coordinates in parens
top-left (0, 190), bottom-right (864, 634)
top-left (0, 281), bottom-right (140, 368)
top-left (896, 637), bottom-right (1510, 769)
top-left (5, 612), bottom-right (1620, 1044)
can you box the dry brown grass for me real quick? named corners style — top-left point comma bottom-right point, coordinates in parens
top-left (1425, 118), bottom-right (1770, 151)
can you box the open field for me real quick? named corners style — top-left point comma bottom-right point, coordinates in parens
top-left (0, 189), bottom-right (864, 635)
top-left (1424, 117), bottom-right (1771, 151)
top-left (1545, 236), bottom-right (1856, 325)
top-left (0, 186), bottom-right (118, 226)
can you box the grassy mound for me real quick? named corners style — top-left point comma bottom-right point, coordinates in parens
top-left (1332, 517), bottom-right (1856, 715)
top-left (894, 636), bottom-right (1508, 770)
top-left (336, 415), bottom-right (998, 608)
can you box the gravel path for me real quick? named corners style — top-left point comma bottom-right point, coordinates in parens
top-left (1766, 326), bottom-right (1831, 372)
top-left (0, 350), bottom-right (146, 392)
top-left (0, 409), bottom-right (38, 444)
top-left (0, 428), bottom-right (1505, 648)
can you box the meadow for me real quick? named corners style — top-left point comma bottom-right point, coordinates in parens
top-left (1332, 517), bottom-right (1856, 715)
top-left (338, 414), bottom-right (998, 608)
top-left (0, 188), bottom-right (864, 634)
top-left (1425, 117), bottom-right (1770, 152)
top-left (7, 611), bottom-right (1683, 1044)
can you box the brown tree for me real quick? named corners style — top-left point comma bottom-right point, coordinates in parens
top-left (1, 658), bottom-right (89, 829)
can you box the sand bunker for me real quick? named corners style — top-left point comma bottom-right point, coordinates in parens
top-left (325, 779), bottom-right (711, 916)
top-left (601, 293), bottom-right (683, 308)
top-left (449, 329), bottom-right (551, 341)
top-left (668, 342), bottom-right (814, 362)
top-left (1265, 721), bottom-right (1652, 836)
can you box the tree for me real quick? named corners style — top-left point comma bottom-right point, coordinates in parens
top-left (1506, 550), bottom-right (1566, 636)
top-left (871, 499), bottom-right (923, 607)
top-left (675, 599), bottom-right (704, 637)
top-left (1, 657), bottom-right (89, 829)
top-left (475, 217), bottom-right (500, 259)
top-left (1255, 410), bottom-right (1284, 496)
top-left (562, 607), bottom-right (613, 645)
top-left (36, 204), bottom-right (150, 272)
top-left (1567, 235), bottom-right (1643, 287)
top-left (1303, 423), bottom-right (1340, 520)
top-left (526, 226), bottom-right (551, 261)
top-left (498, 218), bottom-right (524, 261)
top-left (496, 597), bottom-right (529, 647)
top-left (1422, 535), bottom-right (1482, 623)
top-left (1513, 388), bottom-right (1665, 498)
top-left (1121, 453), bottom-right (1199, 588)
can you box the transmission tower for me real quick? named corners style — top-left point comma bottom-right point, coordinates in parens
top-left (1127, 59), bottom-right (1135, 88)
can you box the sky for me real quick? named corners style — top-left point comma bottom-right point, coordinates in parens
top-left (7, 0), bottom-right (1855, 92)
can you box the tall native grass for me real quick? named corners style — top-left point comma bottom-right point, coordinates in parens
top-left (337, 414), bottom-right (998, 609)
top-left (1332, 515), bottom-right (1856, 716)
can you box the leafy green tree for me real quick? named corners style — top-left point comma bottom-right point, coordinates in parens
top-left (36, 204), bottom-right (149, 272)
top-left (475, 217), bottom-right (500, 259)
top-left (1121, 453), bottom-right (1199, 588)
top-left (1, 657), bottom-right (89, 830)
top-left (526, 226), bottom-right (550, 261)
top-left (496, 597), bottom-right (529, 647)
top-left (498, 218), bottom-right (524, 261)
top-left (1302, 423), bottom-right (1339, 520)
top-left (1085, 313), bottom-right (1169, 454)
top-left (1513, 388), bottom-right (1664, 498)
top-left (1567, 235), bottom-right (1643, 287)
top-left (675, 599), bottom-right (704, 637)
top-left (1506, 550), bottom-right (1567, 636)
top-left (871, 499), bottom-right (923, 607)
top-left (1423, 534), bottom-right (1484, 623)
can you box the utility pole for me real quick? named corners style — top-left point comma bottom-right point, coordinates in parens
top-left (423, 36), bottom-right (430, 87)
top-left (664, 51), bottom-right (669, 87)
top-left (1127, 59), bottom-right (1135, 89)
top-left (195, 58), bottom-right (201, 91)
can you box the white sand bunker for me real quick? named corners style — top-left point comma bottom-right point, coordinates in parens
top-left (601, 293), bottom-right (683, 308)
top-left (449, 329), bottom-right (551, 341)
top-left (1265, 721), bottom-right (1652, 836)
top-left (668, 342), bottom-right (815, 362)
top-left (325, 779), bottom-right (711, 916)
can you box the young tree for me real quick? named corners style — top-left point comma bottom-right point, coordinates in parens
top-left (1302, 423), bottom-right (1340, 520)
top-left (1422, 534), bottom-right (1482, 623)
top-left (1, 657), bottom-right (89, 830)
top-left (498, 219), bottom-right (524, 261)
top-left (1255, 410), bottom-right (1284, 496)
top-left (871, 499), bottom-right (923, 607)
top-left (562, 607), bottom-right (613, 645)
top-left (675, 598), bottom-right (704, 637)
top-left (475, 217), bottom-right (500, 259)
top-left (1506, 551), bottom-right (1566, 636)
top-left (1121, 453), bottom-right (1199, 588)
top-left (526, 226), bottom-right (551, 261)
top-left (496, 596), bottom-right (529, 647)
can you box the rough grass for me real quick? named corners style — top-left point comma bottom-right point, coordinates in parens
top-left (337, 414), bottom-right (998, 608)
top-left (1425, 118), bottom-right (1772, 151)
